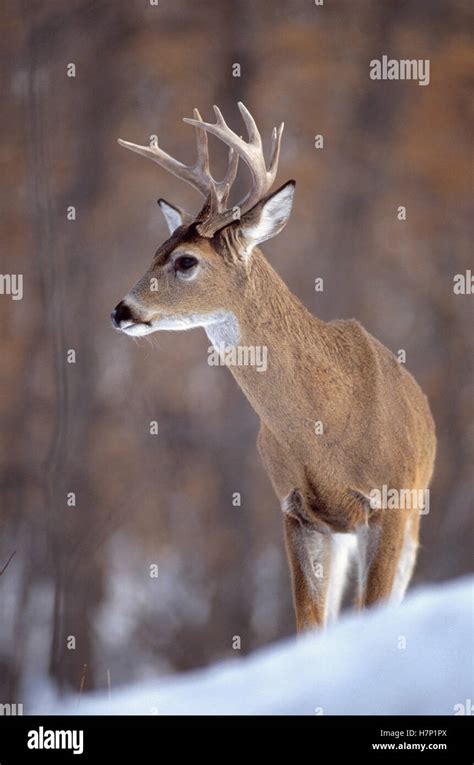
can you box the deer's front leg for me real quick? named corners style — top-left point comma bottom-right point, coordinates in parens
top-left (283, 505), bottom-right (332, 633)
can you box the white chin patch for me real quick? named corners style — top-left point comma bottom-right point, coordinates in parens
top-left (152, 316), bottom-right (201, 331)
top-left (121, 323), bottom-right (156, 337)
top-left (120, 312), bottom-right (239, 338)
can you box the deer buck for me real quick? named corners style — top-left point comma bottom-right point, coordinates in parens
top-left (112, 103), bottom-right (436, 632)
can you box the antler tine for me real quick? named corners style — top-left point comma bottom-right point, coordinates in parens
top-left (237, 101), bottom-right (262, 148)
top-left (183, 101), bottom-right (283, 214)
top-left (118, 107), bottom-right (240, 216)
top-left (184, 107), bottom-right (249, 172)
top-left (191, 108), bottom-right (211, 175)
top-left (217, 147), bottom-right (239, 207)
top-left (212, 105), bottom-right (228, 128)
top-left (189, 108), bottom-right (240, 211)
top-left (269, 122), bottom-right (284, 176)
top-left (118, 108), bottom-right (218, 199)
top-left (117, 134), bottom-right (211, 198)
top-left (188, 106), bottom-right (239, 210)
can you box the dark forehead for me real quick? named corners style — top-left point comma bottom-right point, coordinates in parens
top-left (152, 224), bottom-right (206, 265)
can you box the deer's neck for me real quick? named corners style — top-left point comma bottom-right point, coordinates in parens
top-left (205, 250), bottom-right (331, 434)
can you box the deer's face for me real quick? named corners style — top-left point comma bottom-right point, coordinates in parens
top-left (111, 212), bottom-right (246, 337)
top-left (112, 103), bottom-right (294, 337)
top-left (112, 182), bottom-right (295, 337)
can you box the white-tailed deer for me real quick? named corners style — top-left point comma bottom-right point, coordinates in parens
top-left (112, 103), bottom-right (436, 632)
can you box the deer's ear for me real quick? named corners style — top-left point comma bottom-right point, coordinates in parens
top-left (237, 180), bottom-right (295, 257)
top-left (157, 199), bottom-right (187, 235)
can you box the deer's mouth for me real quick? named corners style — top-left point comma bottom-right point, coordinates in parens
top-left (120, 322), bottom-right (155, 337)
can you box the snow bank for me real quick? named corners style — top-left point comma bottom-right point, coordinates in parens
top-left (32, 576), bottom-right (473, 715)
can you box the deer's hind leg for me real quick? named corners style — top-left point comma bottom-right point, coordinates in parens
top-left (357, 509), bottom-right (419, 608)
top-left (389, 511), bottom-right (420, 604)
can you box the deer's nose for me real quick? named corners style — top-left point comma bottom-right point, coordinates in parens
top-left (111, 300), bottom-right (134, 328)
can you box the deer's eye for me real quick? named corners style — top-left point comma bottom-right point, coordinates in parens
top-left (175, 255), bottom-right (198, 272)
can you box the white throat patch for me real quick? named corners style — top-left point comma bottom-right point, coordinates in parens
top-left (204, 312), bottom-right (240, 349)
top-left (150, 310), bottom-right (240, 346)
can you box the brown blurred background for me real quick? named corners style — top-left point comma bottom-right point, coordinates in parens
top-left (0, 0), bottom-right (472, 703)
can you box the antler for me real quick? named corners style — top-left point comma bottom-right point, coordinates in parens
top-left (117, 108), bottom-right (238, 211)
top-left (118, 103), bottom-right (283, 236)
top-left (183, 102), bottom-right (284, 215)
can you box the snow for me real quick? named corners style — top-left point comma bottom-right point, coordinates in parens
top-left (31, 576), bottom-right (473, 715)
